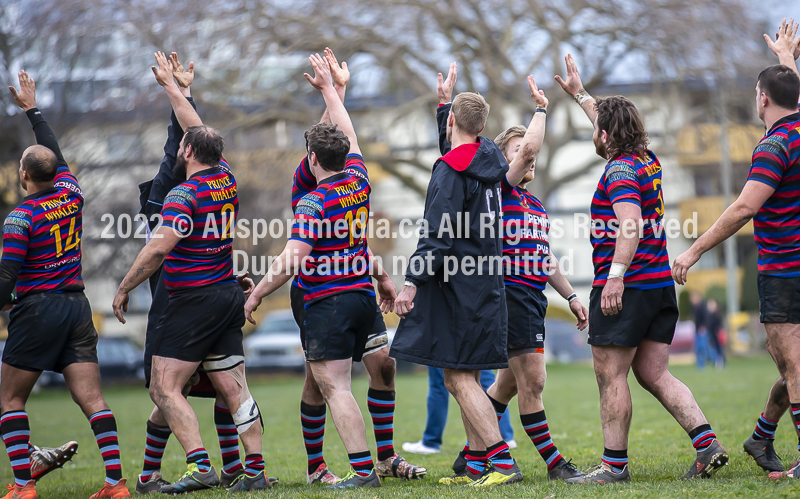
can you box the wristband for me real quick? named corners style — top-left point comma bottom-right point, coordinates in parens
top-left (403, 280), bottom-right (417, 288)
top-left (567, 293), bottom-right (578, 302)
top-left (535, 107), bottom-right (547, 115)
top-left (574, 89), bottom-right (592, 106)
top-left (608, 263), bottom-right (628, 279)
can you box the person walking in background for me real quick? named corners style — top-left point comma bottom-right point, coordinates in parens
top-left (402, 369), bottom-right (515, 455)
top-left (706, 299), bottom-right (726, 368)
top-left (690, 291), bottom-right (718, 370)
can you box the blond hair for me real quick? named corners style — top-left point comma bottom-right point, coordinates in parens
top-left (494, 125), bottom-right (526, 158)
top-left (452, 92), bottom-right (490, 136)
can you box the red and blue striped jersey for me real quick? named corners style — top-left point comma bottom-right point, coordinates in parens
top-left (590, 151), bottom-right (672, 289)
top-left (290, 154), bottom-right (375, 305)
top-left (746, 109), bottom-right (800, 276)
top-left (1, 167), bottom-right (84, 298)
top-left (500, 177), bottom-right (550, 290)
top-left (160, 163), bottom-right (238, 291)
top-left (292, 155), bottom-right (317, 212)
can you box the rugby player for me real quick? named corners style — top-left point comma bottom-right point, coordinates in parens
top-left (133, 53), bottom-right (268, 493)
top-left (390, 63), bottom-right (535, 487)
top-left (290, 48), bottom-right (425, 485)
top-left (483, 78), bottom-right (589, 482)
top-left (1, 71), bottom-right (130, 499)
top-left (555, 54), bottom-right (727, 484)
top-left (112, 52), bottom-right (268, 493)
top-left (673, 18), bottom-right (800, 481)
top-left (244, 53), bottom-right (393, 488)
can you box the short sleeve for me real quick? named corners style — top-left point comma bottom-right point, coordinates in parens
top-left (747, 134), bottom-right (789, 189)
top-left (290, 191), bottom-right (325, 245)
top-left (500, 175), bottom-right (515, 198)
top-left (604, 160), bottom-right (641, 205)
top-left (343, 154), bottom-right (369, 185)
top-left (161, 184), bottom-right (197, 236)
top-left (2, 209), bottom-right (32, 263)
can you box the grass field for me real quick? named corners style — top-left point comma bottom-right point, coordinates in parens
top-left (5, 355), bottom-right (800, 498)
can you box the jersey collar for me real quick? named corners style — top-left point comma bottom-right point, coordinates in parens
top-left (318, 172), bottom-right (349, 185)
top-left (769, 112), bottom-right (800, 134)
top-left (23, 187), bottom-right (58, 201)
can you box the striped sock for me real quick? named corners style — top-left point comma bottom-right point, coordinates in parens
top-left (602, 448), bottom-right (628, 473)
top-left (141, 420), bottom-right (171, 480)
top-left (486, 394), bottom-right (507, 422)
top-left (689, 424), bottom-right (716, 451)
top-left (791, 404), bottom-right (800, 451)
top-left (753, 413), bottom-right (778, 441)
top-left (186, 448), bottom-right (211, 473)
top-left (300, 402), bottom-right (327, 475)
top-left (348, 450), bottom-right (374, 477)
top-left (214, 402), bottom-right (242, 475)
top-left (465, 449), bottom-right (487, 475)
top-left (367, 389), bottom-right (396, 461)
top-left (89, 410), bottom-right (123, 485)
top-left (1, 411), bottom-right (32, 487)
top-left (244, 454), bottom-right (265, 478)
top-left (521, 411), bottom-right (565, 470)
top-left (486, 441), bottom-right (514, 470)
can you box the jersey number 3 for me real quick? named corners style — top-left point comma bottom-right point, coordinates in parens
top-left (50, 218), bottom-right (80, 258)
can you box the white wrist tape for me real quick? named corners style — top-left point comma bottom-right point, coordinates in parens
top-left (608, 263), bottom-right (628, 279)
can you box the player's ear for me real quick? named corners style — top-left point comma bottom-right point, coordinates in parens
top-left (448, 112), bottom-right (455, 127)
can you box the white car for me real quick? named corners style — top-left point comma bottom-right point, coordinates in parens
top-left (244, 309), bottom-right (305, 371)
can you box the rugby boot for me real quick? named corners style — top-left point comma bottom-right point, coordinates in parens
top-left (452, 449), bottom-right (468, 474)
top-left (467, 461), bottom-right (523, 487)
top-left (89, 479), bottom-right (130, 499)
top-left (743, 435), bottom-right (783, 472)
top-left (375, 453), bottom-right (427, 479)
top-left (681, 439), bottom-right (728, 479)
top-left (307, 463), bottom-right (339, 485)
top-left (135, 472), bottom-right (169, 494)
top-left (2, 483), bottom-right (37, 499)
top-left (326, 469), bottom-right (381, 488)
top-left (30, 441), bottom-right (79, 481)
top-left (566, 462), bottom-right (631, 484)
top-left (438, 468), bottom-right (474, 485)
top-left (548, 459), bottom-right (587, 481)
top-left (220, 468), bottom-right (277, 487)
top-left (226, 471), bottom-right (270, 492)
top-left (159, 464), bottom-right (219, 494)
top-left (769, 462), bottom-right (800, 481)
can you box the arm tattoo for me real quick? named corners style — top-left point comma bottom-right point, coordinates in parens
top-left (135, 268), bottom-right (145, 277)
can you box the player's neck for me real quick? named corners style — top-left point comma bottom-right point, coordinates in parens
top-left (450, 129), bottom-right (478, 150)
top-left (185, 160), bottom-right (213, 178)
top-left (24, 181), bottom-right (54, 196)
top-left (315, 169), bottom-right (338, 183)
top-left (764, 105), bottom-right (798, 131)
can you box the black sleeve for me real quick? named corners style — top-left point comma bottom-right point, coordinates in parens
top-left (0, 258), bottom-right (22, 308)
top-left (437, 103), bottom-right (452, 156)
top-left (405, 163), bottom-right (465, 286)
top-left (26, 108), bottom-right (67, 170)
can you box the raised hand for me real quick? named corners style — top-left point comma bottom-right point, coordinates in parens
top-left (325, 47), bottom-right (350, 89)
top-left (764, 18), bottom-right (799, 59)
top-left (304, 53), bottom-right (334, 91)
top-left (170, 52), bottom-right (195, 88)
top-left (437, 62), bottom-right (457, 105)
top-left (151, 51), bottom-right (176, 88)
top-left (527, 76), bottom-right (548, 109)
top-left (9, 70), bottom-right (37, 111)
top-left (554, 54), bottom-right (585, 98)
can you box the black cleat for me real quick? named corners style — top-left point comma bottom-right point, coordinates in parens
top-left (159, 464), bottom-right (220, 494)
top-left (548, 459), bottom-right (586, 481)
top-left (326, 469), bottom-right (381, 488)
top-left (743, 436), bottom-right (783, 472)
top-left (226, 471), bottom-right (270, 491)
top-left (565, 462), bottom-right (631, 484)
top-left (681, 440), bottom-right (728, 479)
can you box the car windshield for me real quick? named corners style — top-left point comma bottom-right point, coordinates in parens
top-left (256, 317), bottom-right (299, 335)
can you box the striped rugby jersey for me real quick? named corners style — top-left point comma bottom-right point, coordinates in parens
top-left (1, 165), bottom-right (84, 298)
top-left (590, 150), bottom-right (672, 289)
top-left (290, 154), bottom-right (375, 305)
top-left (746, 108), bottom-right (800, 276)
top-left (500, 177), bottom-right (550, 290)
top-left (160, 162), bottom-right (238, 291)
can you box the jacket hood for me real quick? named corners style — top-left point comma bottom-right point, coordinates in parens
top-left (438, 137), bottom-right (509, 183)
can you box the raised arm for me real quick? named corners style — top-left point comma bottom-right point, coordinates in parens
top-left (320, 48), bottom-right (349, 124)
top-left (505, 76), bottom-right (549, 187)
top-left (764, 18), bottom-right (800, 86)
top-left (436, 62), bottom-right (457, 155)
top-left (555, 54), bottom-right (597, 126)
top-left (151, 51), bottom-right (203, 130)
top-left (305, 52), bottom-right (360, 155)
top-left (10, 71), bottom-right (66, 167)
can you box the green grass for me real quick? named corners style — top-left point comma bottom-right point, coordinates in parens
top-left (5, 356), bottom-right (800, 497)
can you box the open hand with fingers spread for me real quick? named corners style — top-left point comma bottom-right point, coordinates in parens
top-left (151, 51), bottom-right (176, 88)
top-left (764, 17), bottom-right (800, 60)
top-left (304, 53), bottom-right (334, 91)
top-left (554, 54), bottom-right (585, 98)
top-left (9, 70), bottom-right (37, 111)
top-left (437, 62), bottom-right (457, 105)
top-left (324, 47), bottom-right (350, 89)
top-left (527, 75), bottom-right (548, 110)
top-left (169, 52), bottom-right (195, 88)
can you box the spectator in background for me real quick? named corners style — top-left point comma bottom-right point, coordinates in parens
top-left (402, 369), bottom-right (515, 455)
top-left (690, 291), bottom-right (718, 369)
top-left (706, 299), bottom-right (726, 368)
